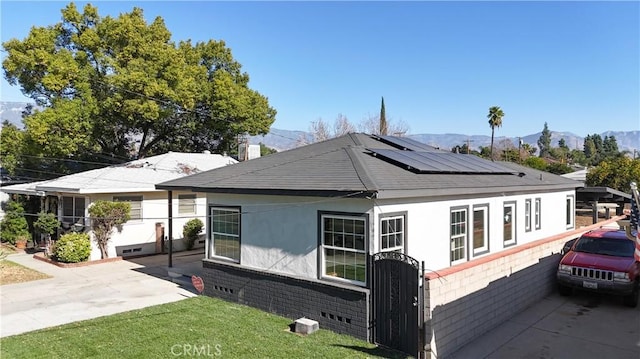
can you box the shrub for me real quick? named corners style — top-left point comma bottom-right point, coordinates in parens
top-left (88, 200), bottom-right (130, 259)
top-left (55, 233), bottom-right (91, 263)
top-left (0, 201), bottom-right (30, 245)
top-left (34, 212), bottom-right (59, 238)
top-left (183, 218), bottom-right (204, 250)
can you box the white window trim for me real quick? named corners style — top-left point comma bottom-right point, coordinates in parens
top-left (450, 207), bottom-right (468, 265)
top-left (380, 214), bottom-right (405, 253)
top-left (503, 202), bottom-right (517, 247)
top-left (320, 213), bottom-right (367, 286)
top-left (209, 206), bottom-right (241, 263)
top-left (471, 205), bottom-right (489, 256)
top-left (524, 199), bottom-right (532, 232)
top-left (566, 195), bottom-right (575, 229)
top-left (534, 198), bottom-right (541, 230)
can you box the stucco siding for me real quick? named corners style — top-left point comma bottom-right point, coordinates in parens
top-left (86, 190), bottom-right (206, 260)
top-left (206, 193), bottom-right (372, 280)
top-left (373, 190), bottom-right (575, 270)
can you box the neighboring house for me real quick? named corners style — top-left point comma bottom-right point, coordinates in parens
top-left (0, 166), bottom-right (31, 221)
top-left (1, 152), bottom-right (237, 260)
top-left (561, 167), bottom-right (587, 183)
top-left (156, 133), bottom-right (582, 351)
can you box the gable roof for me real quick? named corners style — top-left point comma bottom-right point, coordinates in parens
top-left (2, 152), bottom-right (237, 195)
top-left (156, 133), bottom-right (582, 200)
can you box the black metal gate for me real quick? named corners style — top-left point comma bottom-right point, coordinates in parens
top-left (373, 252), bottom-right (419, 357)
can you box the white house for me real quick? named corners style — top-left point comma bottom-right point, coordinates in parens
top-left (1, 152), bottom-right (237, 260)
top-left (156, 133), bottom-right (582, 353)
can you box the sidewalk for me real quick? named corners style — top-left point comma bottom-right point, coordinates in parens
top-left (0, 250), bottom-right (203, 338)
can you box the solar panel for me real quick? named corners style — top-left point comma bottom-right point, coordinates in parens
top-left (375, 135), bottom-right (442, 152)
top-left (368, 149), bottom-right (518, 174)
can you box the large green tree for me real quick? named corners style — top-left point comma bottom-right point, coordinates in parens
top-left (379, 96), bottom-right (387, 136)
top-left (586, 157), bottom-right (640, 193)
top-left (537, 122), bottom-right (552, 158)
top-left (486, 106), bottom-right (504, 161)
top-left (2, 2), bottom-right (275, 176)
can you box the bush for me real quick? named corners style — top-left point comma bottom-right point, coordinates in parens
top-left (34, 212), bottom-right (60, 238)
top-left (0, 201), bottom-right (30, 245)
top-left (55, 232), bottom-right (91, 263)
top-left (183, 218), bottom-right (204, 250)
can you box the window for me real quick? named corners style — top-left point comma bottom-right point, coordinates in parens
top-left (210, 207), bottom-right (240, 262)
top-left (380, 214), bottom-right (405, 253)
top-left (524, 199), bottom-right (532, 232)
top-left (566, 195), bottom-right (575, 229)
top-left (321, 213), bottom-right (367, 285)
top-left (472, 205), bottom-right (488, 255)
top-left (534, 198), bottom-right (541, 230)
top-left (113, 195), bottom-right (143, 220)
top-left (178, 194), bottom-right (197, 214)
top-left (62, 196), bottom-right (86, 226)
top-left (503, 202), bottom-right (516, 246)
top-left (450, 207), bottom-right (467, 264)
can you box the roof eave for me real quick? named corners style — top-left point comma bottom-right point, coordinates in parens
top-left (155, 185), bottom-right (374, 198)
top-left (375, 184), bottom-right (580, 200)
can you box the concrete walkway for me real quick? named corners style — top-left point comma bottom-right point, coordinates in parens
top-left (0, 250), bottom-right (204, 338)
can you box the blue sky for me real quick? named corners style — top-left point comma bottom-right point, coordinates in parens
top-left (1, 1), bottom-right (638, 137)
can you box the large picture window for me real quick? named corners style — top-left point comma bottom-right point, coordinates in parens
top-left (210, 207), bottom-right (240, 262)
top-left (321, 214), bottom-right (367, 285)
top-left (503, 202), bottom-right (516, 246)
top-left (380, 214), bottom-right (405, 253)
top-left (472, 205), bottom-right (488, 256)
top-left (450, 207), bottom-right (467, 264)
top-left (113, 195), bottom-right (143, 220)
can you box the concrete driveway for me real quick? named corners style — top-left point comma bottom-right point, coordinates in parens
top-left (0, 251), bottom-right (203, 338)
top-left (451, 290), bottom-right (640, 359)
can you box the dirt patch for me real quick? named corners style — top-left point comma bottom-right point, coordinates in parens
top-left (0, 260), bottom-right (51, 285)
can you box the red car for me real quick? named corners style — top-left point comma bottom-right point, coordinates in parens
top-left (556, 228), bottom-right (640, 307)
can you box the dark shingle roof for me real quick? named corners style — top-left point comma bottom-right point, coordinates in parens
top-left (156, 133), bottom-right (582, 199)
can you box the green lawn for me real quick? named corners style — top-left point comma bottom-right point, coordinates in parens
top-left (0, 296), bottom-right (406, 358)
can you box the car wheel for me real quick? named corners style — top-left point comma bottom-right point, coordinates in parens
top-left (623, 282), bottom-right (639, 308)
top-left (558, 284), bottom-right (572, 296)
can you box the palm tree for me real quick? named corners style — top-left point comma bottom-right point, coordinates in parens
top-left (487, 106), bottom-right (505, 161)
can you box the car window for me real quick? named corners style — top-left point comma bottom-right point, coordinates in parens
top-left (574, 236), bottom-right (635, 257)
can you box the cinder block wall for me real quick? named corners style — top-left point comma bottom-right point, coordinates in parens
top-left (201, 260), bottom-right (370, 340)
top-left (423, 218), bottom-right (624, 359)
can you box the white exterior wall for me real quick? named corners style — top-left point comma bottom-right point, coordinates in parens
top-left (206, 193), bottom-right (372, 280)
top-left (373, 189), bottom-right (575, 270)
top-left (80, 190), bottom-right (207, 260)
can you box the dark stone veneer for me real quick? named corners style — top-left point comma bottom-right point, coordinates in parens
top-left (201, 260), bottom-right (370, 340)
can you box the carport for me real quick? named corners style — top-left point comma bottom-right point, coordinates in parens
top-left (576, 187), bottom-right (630, 224)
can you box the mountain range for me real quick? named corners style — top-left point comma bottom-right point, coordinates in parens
top-left (2, 101), bottom-right (638, 154)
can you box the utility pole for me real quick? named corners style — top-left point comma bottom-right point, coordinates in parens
top-left (518, 137), bottom-right (523, 164)
top-left (466, 137), bottom-right (474, 154)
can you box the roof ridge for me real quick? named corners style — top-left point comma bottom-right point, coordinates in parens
top-left (343, 146), bottom-right (379, 195)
